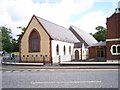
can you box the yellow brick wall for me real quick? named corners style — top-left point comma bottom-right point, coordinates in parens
top-left (20, 16), bottom-right (50, 63)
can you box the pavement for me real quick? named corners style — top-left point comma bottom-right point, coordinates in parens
top-left (1, 58), bottom-right (119, 70)
top-left (1, 63), bottom-right (119, 71)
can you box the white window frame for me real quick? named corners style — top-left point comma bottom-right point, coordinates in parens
top-left (110, 44), bottom-right (120, 55)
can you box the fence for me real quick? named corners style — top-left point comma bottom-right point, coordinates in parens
top-left (21, 56), bottom-right (47, 63)
top-left (2, 53), bottom-right (19, 63)
top-left (2, 53), bottom-right (91, 65)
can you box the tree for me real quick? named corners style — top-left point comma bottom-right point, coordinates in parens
top-left (11, 39), bottom-right (19, 52)
top-left (17, 26), bottom-right (26, 44)
top-left (93, 26), bottom-right (107, 42)
top-left (0, 26), bottom-right (12, 52)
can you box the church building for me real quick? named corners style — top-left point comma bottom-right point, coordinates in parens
top-left (106, 4), bottom-right (120, 62)
top-left (19, 15), bottom-right (97, 64)
top-left (20, 15), bottom-right (79, 64)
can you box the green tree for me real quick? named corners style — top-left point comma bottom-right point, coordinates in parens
top-left (11, 38), bottom-right (19, 52)
top-left (17, 26), bottom-right (26, 44)
top-left (0, 26), bottom-right (12, 52)
top-left (93, 26), bottom-right (107, 42)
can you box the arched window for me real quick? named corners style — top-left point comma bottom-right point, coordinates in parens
top-left (111, 45), bottom-right (120, 55)
top-left (56, 44), bottom-right (59, 55)
top-left (69, 46), bottom-right (71, 55)
top-left (117, 46), bottom-right (120, 53)
top-left (63, 45), bottom-right (66, 55)
top-left (113, 46), bottom-right (116, 53)
top-left (29, 29), bottom-right (40, 52)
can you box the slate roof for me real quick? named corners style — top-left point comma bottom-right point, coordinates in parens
top-left (35, 15), bottom-right (79, 43)
top-left (69, 25), bottom-right (98, 46)
top-left (90, 41), bottom-right (106, 47)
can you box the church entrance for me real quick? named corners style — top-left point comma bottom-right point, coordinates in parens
top-left (75, 50), bottom-right (79, 60)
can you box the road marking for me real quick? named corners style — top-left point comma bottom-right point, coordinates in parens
top-left (49, 69), bottom-right (55, 71)
top-left (2, 68), bottom-right (118, 73)
top-left (40, 69), bottom-right (46, 71)
top-left (5, 71), bottom-right (11, 73)
top-left (31, 80), bottom-right (102, 84)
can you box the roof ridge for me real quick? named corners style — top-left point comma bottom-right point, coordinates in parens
top-left (70, 25), bottom-right (90, 34)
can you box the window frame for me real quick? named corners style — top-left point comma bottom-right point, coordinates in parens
top-left (29, 29), bottom-right (40, 52)
top-left (56, 44), bottom-right (59, 55)
top-left (69, 46), bottom-right (71, 55)
top-left (110, 44), bottom-right (120, 55)
top-left (63, 45), bottom-right (66, 55)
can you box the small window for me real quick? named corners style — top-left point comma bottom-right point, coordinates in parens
top-left (36, 55), bottom-right (38, 57)
top-left (113, 46), bottom-right (116, 53)
top-left (69, 46), bottom-right (71, 55)
top-left (97, 48), bottom-right (104, 57)
top-left (56, 44), bottom-right (59, 55)
top-left (27, 55), bottom-right (29, 57)
top-left (31, 55), bottom-right (33, 57)
top-left (63, 45), bottom-right (66, 55)
top-left (117, 46), bottom-right (120, 53)
top-left (45, 55), bottom-right (47, 57)
top-left (40, 55), bottom-right (42, 57)
top-left (23, 55), bottom-right (25, 57)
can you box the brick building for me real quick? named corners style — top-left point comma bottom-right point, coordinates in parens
top-left (106, 5), bottom-right (120, 62)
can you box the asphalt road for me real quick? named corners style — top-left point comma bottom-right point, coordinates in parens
top-left (2, 69), bottom-right (119, 88)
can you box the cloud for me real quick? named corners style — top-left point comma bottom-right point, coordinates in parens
top-left (0, 0), bottom-right (116, 39)
top-left (71, 10), bottom-right (108, 34)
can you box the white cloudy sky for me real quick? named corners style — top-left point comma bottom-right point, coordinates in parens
top-left (0, 0), bottom-right (119, 39)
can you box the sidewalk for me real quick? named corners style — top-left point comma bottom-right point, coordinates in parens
top-left (2, 62), bottom-right (119, 70)
top-left (2, 61), bottom-right (119, 66)
top-left (2, 62), bottom-right (44, 66)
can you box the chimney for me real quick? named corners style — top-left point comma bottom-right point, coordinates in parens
top-left (115, 1), bottom-right (120, 13)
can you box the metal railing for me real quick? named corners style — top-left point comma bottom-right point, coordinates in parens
top-left (2, 54), bottom-right (19, 64)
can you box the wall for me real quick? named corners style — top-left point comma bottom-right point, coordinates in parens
top-left (106, 13), bottom-right (120, 39)
top-left (20, 16), bottom-right (50, 63)
top-left (106, 13), bottom-right (120, 61)
top-left (51, 40), bottom-right (74, 64)
top-left (88, 46), bottom-right (106, 60)
top-left (88, 47), bottom-right (96, 59)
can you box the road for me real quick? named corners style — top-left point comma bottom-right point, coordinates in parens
top-left (2, 68), bottom-right (119, 88)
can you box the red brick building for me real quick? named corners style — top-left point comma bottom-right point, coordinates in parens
top-left (88, 41), bottom-right (106, 61)
top-left (106, 8), bottom-right (120, 62)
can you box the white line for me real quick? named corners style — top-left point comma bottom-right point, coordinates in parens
top-left (49, 69), bottom-right (55, 71)
top-left (31, 81), bottom-right (102, 84)
top-left (5, 71), bottom-right (11, 73)
top-left (13, 71), bottom-right (20, 72)
top-left (40, 69), bottom-right (46, 71)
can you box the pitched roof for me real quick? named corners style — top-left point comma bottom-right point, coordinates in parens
top-left (69, 25), bottom-right (98, 46)
top-left (90, 41), bottom-right (106, 47)
top-left (35, 15), bottom-right (79, 43)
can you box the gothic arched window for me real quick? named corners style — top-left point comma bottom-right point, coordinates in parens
top-left (113, 46), bottom-right (116, 53)
top-left (63, 45), bottom-right (66, 55)
top-left (56, 44), bottom-right (59, 55)
top-left (117, 46), bottom-right (120, 53)
top-left (29, 29), bottom-right (40, 52)
top-left (69, 46), bottom-right (71, 55)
